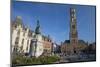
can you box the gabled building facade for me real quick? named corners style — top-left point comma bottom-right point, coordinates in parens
top-left (12, 16), bottom-right (53, 57)
top-left (12, 16), bottom-right (32, 56)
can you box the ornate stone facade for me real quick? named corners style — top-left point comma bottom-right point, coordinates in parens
top-left (12, 16), bottom-right (32, 56)
top-left (42, 35), bottom-right (53, 56)
top-left (12, 16), bottom-right (53, 57)
top-left (61, 8), bottom-right (79, 55)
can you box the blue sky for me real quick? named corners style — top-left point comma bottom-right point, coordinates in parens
top-left (11, 1), bottom-right (96, 44)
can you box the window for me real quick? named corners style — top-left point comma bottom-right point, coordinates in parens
top-left (20, 45), bottom-right (23, 51)
top-left (71, 14), bottom-right (74, 18)
top-left (17, 30), bottom-right (20, 35)
top-left (71, 12), bottom-right (76, 18)
top-left (25, 28), bottom-right (27, 31)
top-left (26, 40), bottom-right (29, 51)
top-left (71, 18), bottom-right (74, 22)
top-left (13, 45), bottom-right (18, 53)
top-left (22, 39), bottom-right (24, 44)
top-left (23, 32), bottom-right (25, 36)
top-left (72, 25), bottom-right (75, 29)
top-left (15, 37), bottom-right (19, 44)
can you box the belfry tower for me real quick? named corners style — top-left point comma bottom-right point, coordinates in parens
top-left (70, 8), bottom-right (78, 53)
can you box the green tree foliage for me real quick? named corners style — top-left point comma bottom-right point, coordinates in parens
top-left (12, 55), bottom-right (60, 65)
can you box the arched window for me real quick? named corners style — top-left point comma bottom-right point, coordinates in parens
top-left (15, 37), bottom-right (19, 44)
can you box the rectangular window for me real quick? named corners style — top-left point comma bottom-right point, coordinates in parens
top-left (23, 32), bottom-right (25, 36)
top-left (26, 40), bottom-right (29, 50)
top-left (17, 30), bottom-right (20, 35)
top-left (22, 39), bottom-right (24, 44)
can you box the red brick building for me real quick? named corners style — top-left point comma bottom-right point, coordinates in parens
top-left (42, 35), bottom-right (53, 56)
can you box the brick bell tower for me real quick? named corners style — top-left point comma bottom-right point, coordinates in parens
top-left (70, 8), bottom-right (78, 54)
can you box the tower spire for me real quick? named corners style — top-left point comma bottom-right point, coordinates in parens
top-left (70, 8), bottom-right (78, 53)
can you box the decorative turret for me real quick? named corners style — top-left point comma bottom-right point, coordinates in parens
top-left (15, 16), bottom-right (22, 26)
top-left (35, 20), bottom-right (41, 34)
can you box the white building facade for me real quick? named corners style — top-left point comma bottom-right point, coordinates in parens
top-left (12, 16), bottom-right (44, 57)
